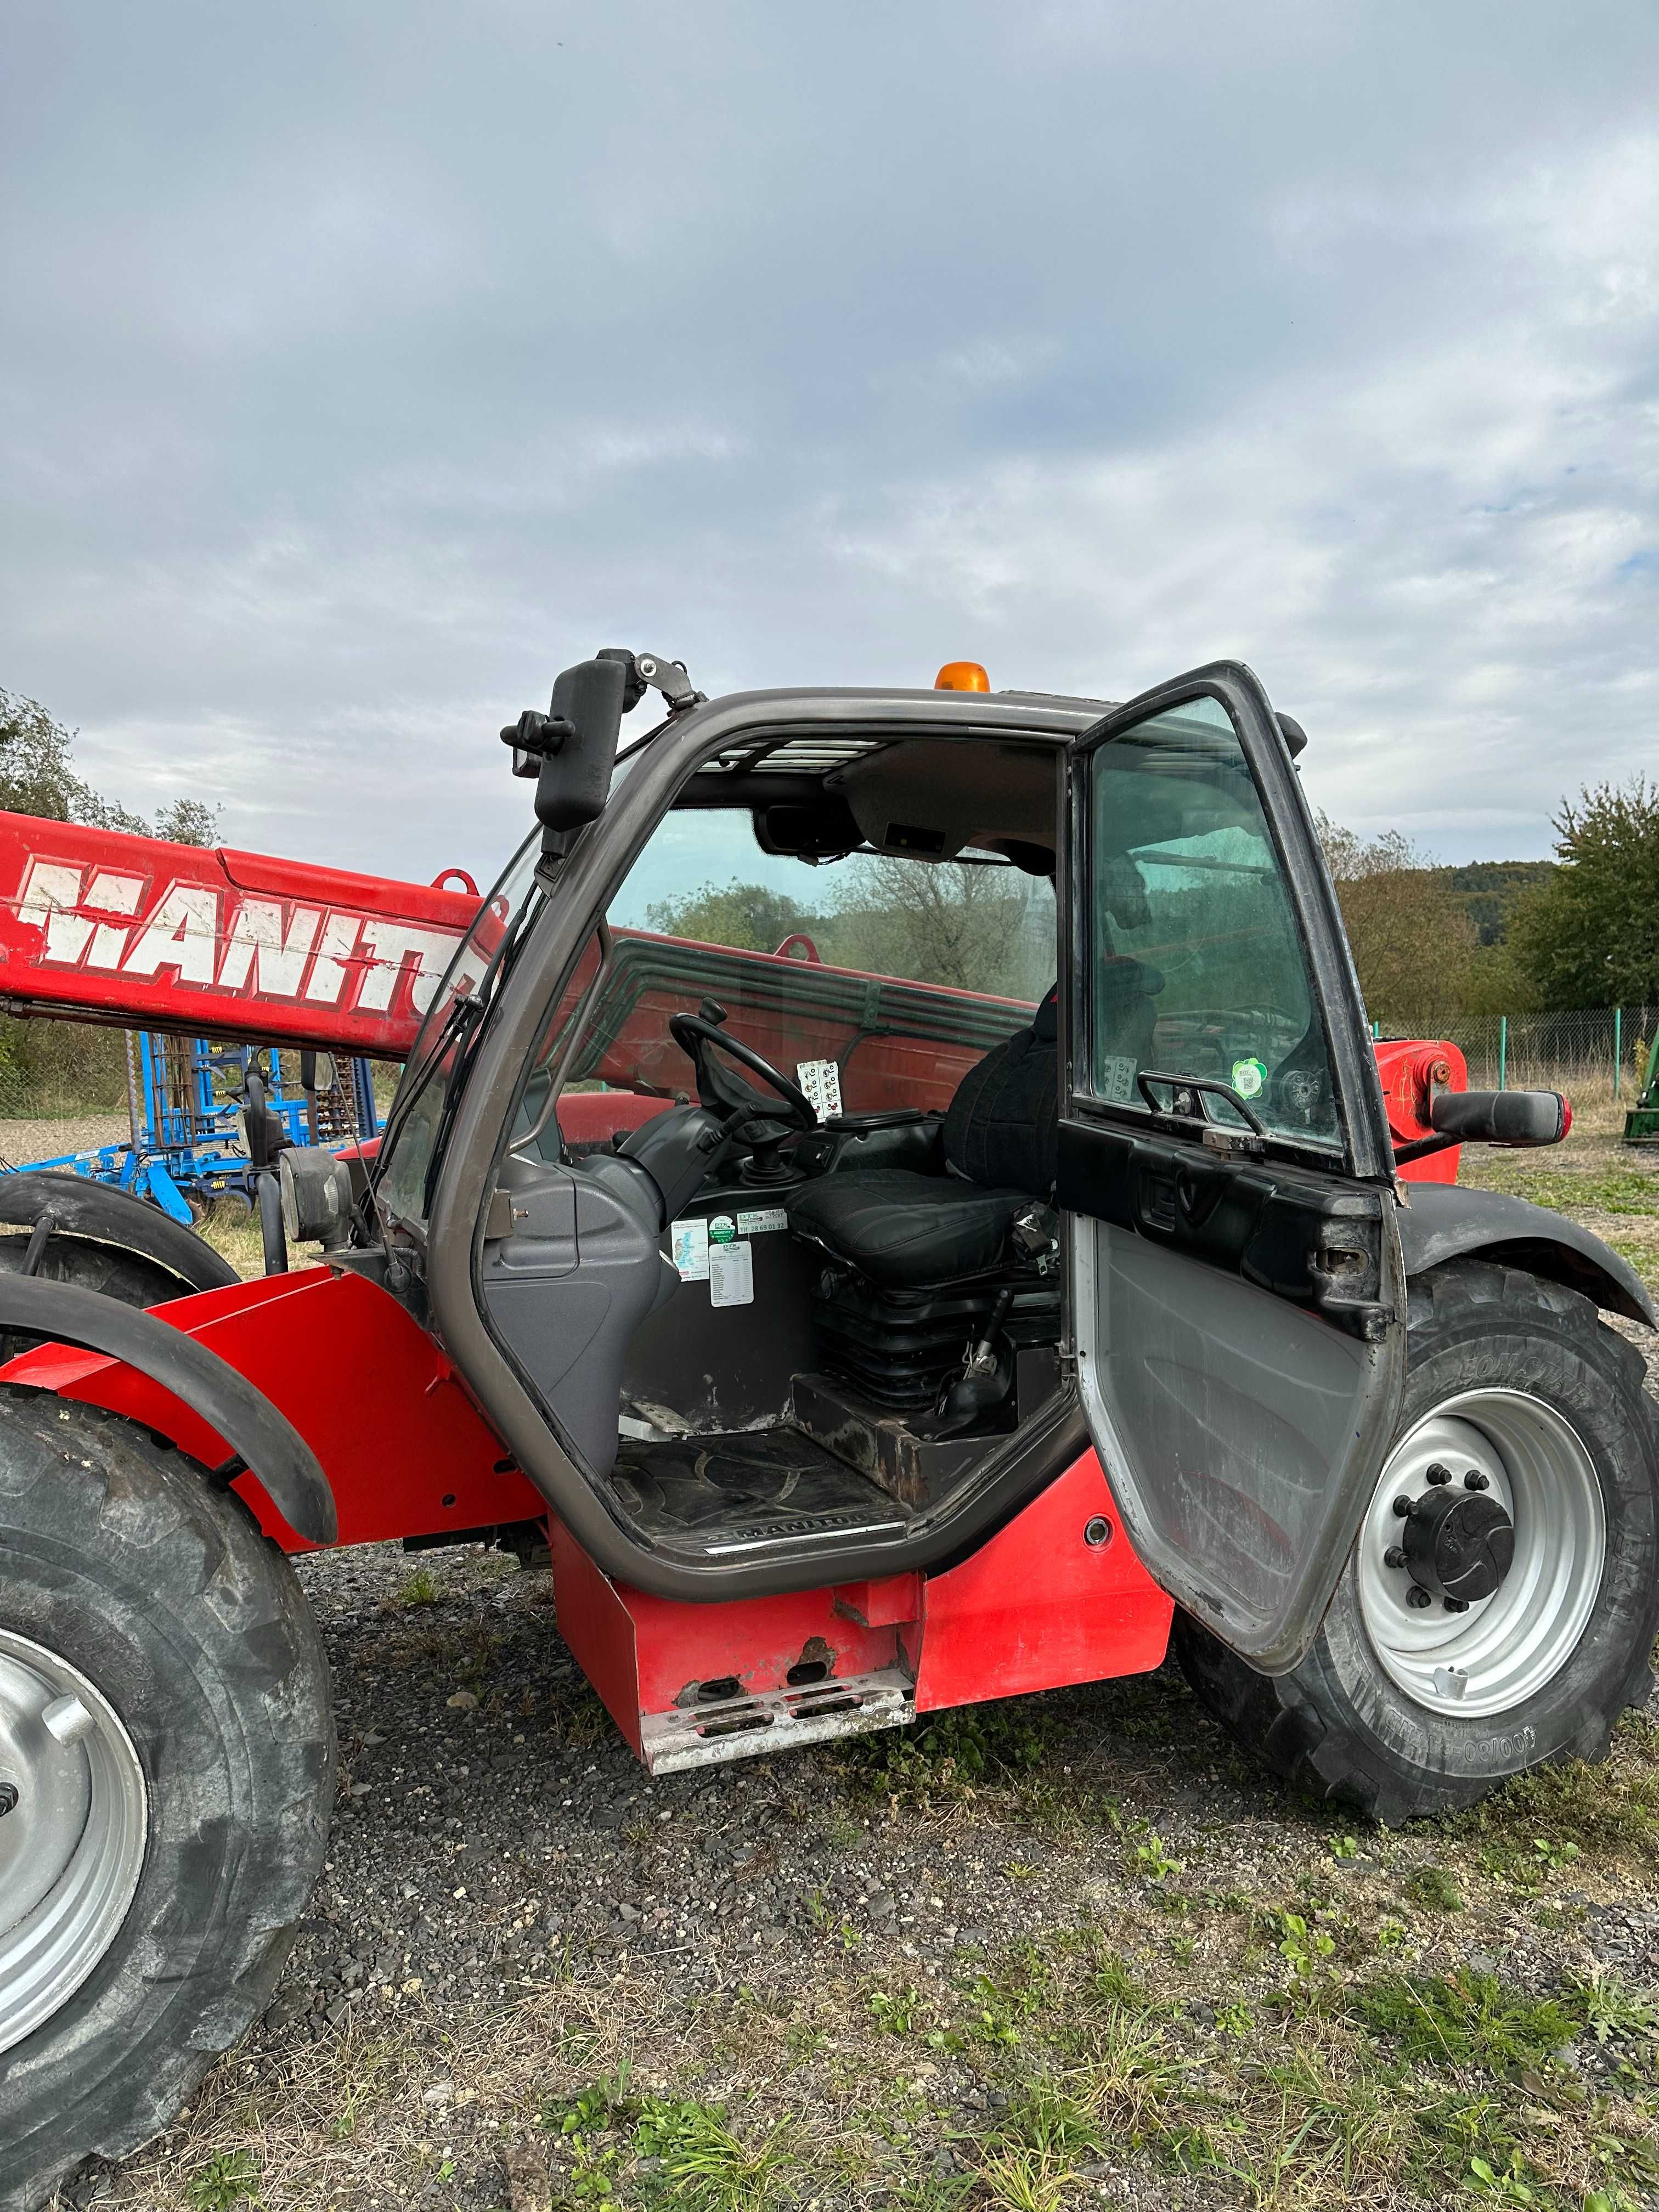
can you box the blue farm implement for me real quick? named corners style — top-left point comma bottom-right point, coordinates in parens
top-left (9, 1032), bottom-right (381, 1222)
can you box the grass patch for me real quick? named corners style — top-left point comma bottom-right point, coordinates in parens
top-left (544, 2067), bottom-right (795, 2210)
top-left (1353, 1970), bottom-right (1580, 2075)
top-left (838, 1704), bottom-right (1051, 1812)
top-left (184, 2152), bottom-right (262, 2212)
top-left (389, 1564), bottom-right (441, 1609)
top-left (1403, 1862), bottom-right (1465, 1912)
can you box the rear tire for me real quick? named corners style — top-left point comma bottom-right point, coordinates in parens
top-left (0, 1392), bottom-right (332, 2212)
top-left (1175, 1261), bottom-right (1659, 1823)
top-left (0, 1226), bottom-right (224, 1364)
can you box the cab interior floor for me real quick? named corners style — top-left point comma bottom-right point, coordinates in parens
top-left (606, 1425), bottom-right (907, 1542)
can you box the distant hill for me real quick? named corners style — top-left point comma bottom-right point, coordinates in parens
top-left (1446, 860), bottom-right (1556, 946)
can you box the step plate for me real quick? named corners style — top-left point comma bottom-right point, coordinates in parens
top-left (639, 1666), bottom-right (915, 1774)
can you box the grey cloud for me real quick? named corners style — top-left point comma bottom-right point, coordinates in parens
top-left (1, 0), bottom-right (1656, 883)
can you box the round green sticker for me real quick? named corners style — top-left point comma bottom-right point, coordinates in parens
top-left (708, 1214), bottom-right (737, 1243)
top-left (1231, 1057), bottom-right (1267, 1101)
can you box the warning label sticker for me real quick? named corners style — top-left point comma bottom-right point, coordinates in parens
top-left (709, 1240), bottom-right (754, 1308)
top-left (795, 1057), bottom-right (844, 1119)
top-left (669, 1217), bottom-right (709, 1281)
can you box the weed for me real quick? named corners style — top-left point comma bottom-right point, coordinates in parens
top-left (1087, 1954), bottom-right (1149, 2011)
top-left (1214, 2001), bottom-right (1254, 2035)
top-left (185, 2152), bottom-right (262, 2212)
top-left (1130, 1831), bottom-right (1183, 1883)
top-left (1466, 2149), bottom-right (1537, 2203)
top-left (1404, 1862), bottom-right (1465, 1912)
top-left (545, 2074), bottom-right (793, 2211)
top-left (868, 1983), bottom-right (921, 2035)
top-left (974, 2141), bottom-right (1077, 2212)
top-left (391, 1565), bottom-right (440, 1609)
top-left (1354, 1971), bottom-right (1579, 2074)
top-left (1328, 1832), bottom-right (1359, 1860)
top-left (840, 1706), bottom-right (1049, 1812)
top-left (1276, 1910), bottom-right (1335, 1977)
top-left (1072, 2006), bottom-right (1182, 2132)
top-left (650, 2102), bottom-right (794, 2211)
top-left (1568, 1969), bottom-right (1659, 2044)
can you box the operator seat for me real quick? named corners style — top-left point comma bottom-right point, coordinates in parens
top-left (787, 963), bottom-right (1157, 1288)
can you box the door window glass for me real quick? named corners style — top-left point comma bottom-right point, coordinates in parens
top-left (1085, 695), bottom-right (1339, 1148)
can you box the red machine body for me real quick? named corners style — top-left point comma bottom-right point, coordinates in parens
top-left (0, 811), bottom-right (481, 1057)
top-left (0, 805), bottom-right (1468, 1757)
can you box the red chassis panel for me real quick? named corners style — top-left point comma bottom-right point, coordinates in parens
top-left (0, 1267), bottom-right (1172, 1743)
top-left (0, 1268), bottom-right (543, 1548)
top-left (1375, 1037), bottom-right (1470, 1186)
top-left (551, 1450), bottom-right (1173, 1755)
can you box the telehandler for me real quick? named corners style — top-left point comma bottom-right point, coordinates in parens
top-left (2, 651), bottom-right (1654, 2209)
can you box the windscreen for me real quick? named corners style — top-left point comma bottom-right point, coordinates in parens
top-left (528, 802), bottom-right (1058, 1123)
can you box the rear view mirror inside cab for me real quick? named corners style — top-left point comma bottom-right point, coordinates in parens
top-left (752, 796), bottom-right (862, 860)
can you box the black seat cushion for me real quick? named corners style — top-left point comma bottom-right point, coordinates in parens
top-left (942, 986), bottom-right (1059, 1196)
top-left (787, 1169), bottom-right (1028, 1289)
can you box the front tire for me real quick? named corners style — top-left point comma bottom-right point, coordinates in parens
top-left (0, 1392), bottom-right (332, 2212)
top-left (1175, 1261), bottom-right (1659, 1823)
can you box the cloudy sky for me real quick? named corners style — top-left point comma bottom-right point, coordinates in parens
top-left (3, 3), bottom-right (1656, 888)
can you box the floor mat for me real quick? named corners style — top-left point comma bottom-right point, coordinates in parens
top-left (607, 1426), bottom-right (901, 1538)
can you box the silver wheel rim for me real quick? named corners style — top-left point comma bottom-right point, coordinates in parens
top-left (0, 1629), bottom-right (147, 2056)
top-left (1356, 1388), bottom-right (1606, 1718)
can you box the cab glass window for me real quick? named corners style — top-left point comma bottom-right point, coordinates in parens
top-left (1084, 696), bottom-right (1340, 1148)
top-left (537, 799), bottom-right (1057, 1124)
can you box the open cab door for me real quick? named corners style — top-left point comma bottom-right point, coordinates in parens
top-left (1060, 663), bottom-right (1407, 1673)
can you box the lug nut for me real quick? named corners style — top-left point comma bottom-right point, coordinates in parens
top-left (1444, 1595), bottom-right (1471, 1613)
top-left (1406, 1585), bottom-right (1432, 1609)
top-left (1425, 1463), bottom-right (1452, 1486)
top-left (1384, 1545), bottom-right (1409, 1569)
top-left (1392, 1496), bottom-right (1414, 1518)
top-left (0, 1781), bottom-right (17, 1818)
top-left (1464, 1470), bottom-right (1489, 1491)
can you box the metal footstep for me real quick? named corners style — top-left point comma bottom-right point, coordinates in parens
top-left (639, 1666), bottom-right (915, 1773)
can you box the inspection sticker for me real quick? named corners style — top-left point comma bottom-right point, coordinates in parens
top-left (669, 1217), bottom-right (709, 1281)
top-left (709, 1239), bottom-right (754, 1308)
top-left (736, 1207), bottom-right (789, 1235)
top-left (795, 1057), bottom-right (843, 1119)
top-left (1097, 1053), bottom-right (1138, 1105)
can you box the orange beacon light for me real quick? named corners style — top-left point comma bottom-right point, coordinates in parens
top-left (933, 661), bottom-right (990, 692)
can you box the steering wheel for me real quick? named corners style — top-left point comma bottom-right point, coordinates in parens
top-left (668, 1012), bottom-right (817, 1131)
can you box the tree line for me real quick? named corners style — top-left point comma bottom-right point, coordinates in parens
top-left (1316, 776), bottom-right (1659, 1028)
top-left (645, 774), bottom-right (1659, 1031)
top-left (0, 691), bottom-right (223, 1114)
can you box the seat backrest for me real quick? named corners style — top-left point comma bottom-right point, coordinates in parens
top-left (942, 988), bottom-right (1060, 1196)
top-left (942, 961), bottom-right (1163, 1196)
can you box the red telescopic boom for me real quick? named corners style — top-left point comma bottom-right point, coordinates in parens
top-left (0, 811), bottom-right (483, 1058)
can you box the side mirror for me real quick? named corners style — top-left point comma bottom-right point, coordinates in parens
top-left (1429, 1088), bottom-right (1571, 1147)
top-left (501, 658), bottom-right (629, 846)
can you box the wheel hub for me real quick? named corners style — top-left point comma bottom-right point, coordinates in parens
top-left (1394, 1466), bottom-right (1516, 1608)
top-left (0, 1629), bottom-right (148, 2057)
top-left (1356, 1391), bottom-right (1606, 1718)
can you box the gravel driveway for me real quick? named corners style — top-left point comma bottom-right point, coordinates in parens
top-left (63, 1343), bottom-right (1659, 2212)
top-left (48, 1138), bottom-right (1659, 2212)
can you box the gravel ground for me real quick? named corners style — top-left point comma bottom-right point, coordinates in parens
top-left (0, 1114), bottom-right (128, 1166)
top-left (44, 1136), bottom-right (1659, 2212)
